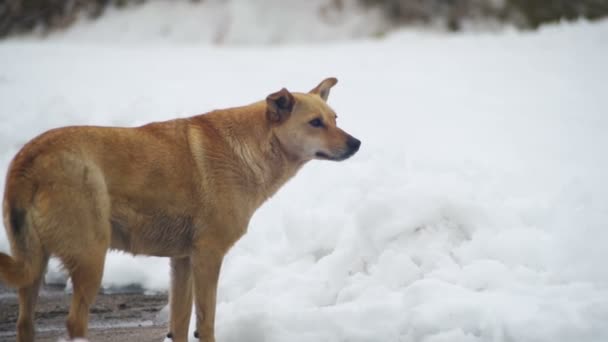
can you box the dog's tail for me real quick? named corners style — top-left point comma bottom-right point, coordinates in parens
top-left (0, 251), bottom-right (39, 288)
top-left (0, 180), bottom-right (44, 288)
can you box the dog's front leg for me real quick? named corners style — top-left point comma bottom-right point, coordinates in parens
top-left (191, 245), bottom-right (224, 342)
top-left (167, 257), bottom-right (193, 342)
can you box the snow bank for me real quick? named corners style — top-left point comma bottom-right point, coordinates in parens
top-left (9, 0), bottom-right (386, 45)
top-left (1, 19), bottom-right (608, 342)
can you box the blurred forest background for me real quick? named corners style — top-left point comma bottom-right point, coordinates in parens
top-left (1, 0), bottom-right (608, 39)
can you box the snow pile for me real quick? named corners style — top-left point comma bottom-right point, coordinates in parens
top-left (1, 19), bottom-right (608, 342)
top-left (9, 0), bottom-right (385, 45)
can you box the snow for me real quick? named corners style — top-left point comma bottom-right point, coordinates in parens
top-left (8, 0), bottom-right (386, 45)
top-left (1, 13), bottom-right (608, 342)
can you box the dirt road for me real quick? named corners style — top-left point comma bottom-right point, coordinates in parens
top-left (0, 283), bottom-right (169, 342)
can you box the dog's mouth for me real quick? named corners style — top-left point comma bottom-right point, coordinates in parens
top-left (314, 136), bottom-right (361, 162)
top-left (315, 151), bottom-right (333, 160)
top-left (315, 148), bottom-right (358, 161)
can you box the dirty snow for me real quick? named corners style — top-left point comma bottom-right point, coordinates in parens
top-left (1, 14), bottom-right (608, 342)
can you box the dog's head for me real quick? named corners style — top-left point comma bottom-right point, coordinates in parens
top-left (266, 77), bottom-right (361, 162)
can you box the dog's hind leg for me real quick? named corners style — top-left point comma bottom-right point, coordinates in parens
top-left (168, 256), bottom-right (193, 342)
top-left (63, 245), bottom-right (107, 339)
top-left (16, 254), bottom-right (49, 342)
top-left (31, 162), bottom-right (112, 339)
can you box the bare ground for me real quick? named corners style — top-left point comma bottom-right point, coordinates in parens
top-left (0, 283), bottom-right (169, 342)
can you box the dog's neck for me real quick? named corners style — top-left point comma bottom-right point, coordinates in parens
top-left (189, 104), bottom-right (305, 213)
top-left (228, 106), bottom-right (305, 206)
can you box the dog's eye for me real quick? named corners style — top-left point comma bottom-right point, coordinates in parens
top-left (309, 118), bottom-right (323, 128)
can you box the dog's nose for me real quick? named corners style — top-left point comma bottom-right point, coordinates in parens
top-left (347, 136), bottom-right (361, 151)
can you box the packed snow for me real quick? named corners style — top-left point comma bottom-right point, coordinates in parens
top-left (1, 14), bottom-right (608, 342)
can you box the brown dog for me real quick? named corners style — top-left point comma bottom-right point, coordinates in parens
top-left (0, 78), bottom-right (360, 342)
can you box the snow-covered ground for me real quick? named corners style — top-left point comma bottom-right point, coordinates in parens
top-left (2, 15), bottom-right (608, 342)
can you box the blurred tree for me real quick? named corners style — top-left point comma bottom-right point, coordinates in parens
top-left (506, 0), bottom-right (608, 28)
top-left (1, 0), bottom-right (608, 38)
top-left (361, 0), bottom-right (608, 30)
top-left (0, 0), bottom-right (144, 37)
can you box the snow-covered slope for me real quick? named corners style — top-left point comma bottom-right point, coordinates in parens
top-left (9, 0), bottom-right (386, 45)
top-left (1, 19), bottom-right (608, 342)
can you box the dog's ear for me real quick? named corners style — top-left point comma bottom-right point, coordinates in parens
top-left (266, 88), bottom-right (295, 123)
top-left (309, 77), bottom-right (338, 102)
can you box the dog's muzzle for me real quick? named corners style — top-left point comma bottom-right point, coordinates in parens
top-left (316, 135), bottom-right (361, 161)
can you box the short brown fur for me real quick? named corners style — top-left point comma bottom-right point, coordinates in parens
top-left (0, 78), bottom-right (360, 342)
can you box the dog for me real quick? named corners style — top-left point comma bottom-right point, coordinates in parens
top-left (0, 77), bottom-right (360, 342)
